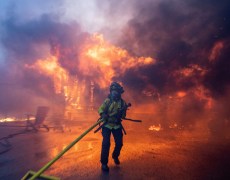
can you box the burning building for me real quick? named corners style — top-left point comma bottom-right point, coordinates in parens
top-left (0, 0), bottom-right (230, 134)
top-left (0, 0), bottom-right (230, 179)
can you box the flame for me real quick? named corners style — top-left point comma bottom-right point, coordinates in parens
top-left (25, 33), bottom-right (155, 110)
top-left (177, 91), bottom-right (186, 98)
top-left (79, 33), bottom-right (155, 88)
top-left (149, 124), bottom-right (161, 131)
top-left (176, 64), bottom-right (207, 78)
top-left (25, 55), bottom-right (68, 94)
top-left (169, 123), bottom-right (178, 129)
top-left (26, 56), bottom-right (88, 109)
top-left (0, 117), bottom-right (16, 122)
top-left (0, 116), bottom-right (35, 123)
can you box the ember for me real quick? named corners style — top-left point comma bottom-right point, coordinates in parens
top-left (149, 124), bottom-right (161, 131)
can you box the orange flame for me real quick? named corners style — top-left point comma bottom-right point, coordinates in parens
top-left (0, 117), bottom-right (15, 122)
top-left (25, 33), bottom-right (155, 109)
top-left (26, 56), bottom-right (68, 94)
top-left (177, 91), bottom-right (187, 98)
top-left (79, 33), bottom-right (155, 88)
top-left (149, 124), bottom-right (161, 131)
top-left (176, 64), bottom-right (207, 78)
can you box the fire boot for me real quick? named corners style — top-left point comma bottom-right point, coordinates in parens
top-left (112, 157), bottom-right (120, 165)
top-left (101, 164), bottom-right (109, 172)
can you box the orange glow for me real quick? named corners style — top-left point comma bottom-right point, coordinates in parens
top-left (79, 33), bottom-right (155, 88)
top-left (169, 123), bottom-right (178, 129)
top-left (193, 86), bottom-right (213, 109)
top-left (177, 91), bottom-right (186, 98)
top-left (25, 33), bottom-right (155, 110)
top-left (209, 41), bottom-right (224, 62)
top-left (0, 116), bottom-right (35, 123)
top-left (177, 64), bottom-right (207, 78)
top-left (26, 56), bottom-right (68, 94)
top-left (149, 124), bottom-right (161, 131)
top-left (0, 117), bottom-right (15, 122)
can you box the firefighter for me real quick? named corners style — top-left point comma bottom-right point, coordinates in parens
top-left (98, 82), bottom-right (127, 172)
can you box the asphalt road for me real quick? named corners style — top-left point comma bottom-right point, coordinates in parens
top-left (0, 113), bottom-right (230, 180)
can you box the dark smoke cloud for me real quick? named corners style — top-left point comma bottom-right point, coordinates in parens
top-left (118, 0), bottom-right (230, 96)
top-left (110, 0), bottom-right (230, 131)
top-left (204, 40), bottom-right (230, 97)
top-left (1, 14), bottom-right (84, 64)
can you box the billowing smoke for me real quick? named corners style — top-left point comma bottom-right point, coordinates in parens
top-left (115, 0), bottom-right (230, 132)
top-left (118, 0), bottom-right (230, 95)
top-left (0, 0), bottom-right (229, 135)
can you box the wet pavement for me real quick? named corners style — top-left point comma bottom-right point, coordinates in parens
top-left (1, 113), bottom-right (230, 180)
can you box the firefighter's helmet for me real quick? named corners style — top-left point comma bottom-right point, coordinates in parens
top-left (110, 82), bottom-right (124, 94)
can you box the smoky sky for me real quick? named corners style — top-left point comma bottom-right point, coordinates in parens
top-left (0, 0), bottom-right (230, 114)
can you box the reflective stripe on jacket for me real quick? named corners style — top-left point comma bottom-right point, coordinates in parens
top-left (98, 98), bottom-right (127, 129)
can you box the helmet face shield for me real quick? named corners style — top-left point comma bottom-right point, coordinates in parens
top-left (110, 90), bottom-right (120, 100)
top-left (109, 82), bottom-right (124, 94)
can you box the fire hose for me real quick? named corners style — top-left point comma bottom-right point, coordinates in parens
top-left (22, 118), bottom-right (104, 180)
top-left (22, 116), bottom-right (142, 179)
top-left (0, 130), bottom-right (32, 155)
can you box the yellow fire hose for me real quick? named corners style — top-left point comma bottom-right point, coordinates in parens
top-left (21, 118), bottom-right (104, 180)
